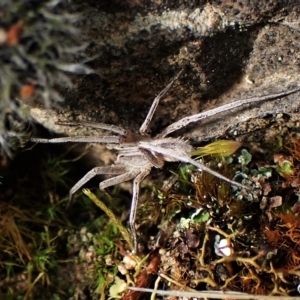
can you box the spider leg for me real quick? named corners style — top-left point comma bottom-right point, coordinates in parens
top-left (129, 168), bottom-right (151, 253)
top-left (99, 169), bottom-right (150, 252)
top-left (56, 121), bottom-right (126, 136)
top-left (31, 136), bottom-right (120, 144)
top-left (139, 148), bottom-right (164, 168)
top-left (68, 165), bottom-right (125, 207)
top-left (99, 170), bottom-right (137, 190)
top-left (138, 141), bottom-right (249, 190)
top-left (180, 155), bottom-right (248, 190)
top-left (157, 86), bottom-right (300, 138)
top-left (139, 69), bottom-right (184, 135)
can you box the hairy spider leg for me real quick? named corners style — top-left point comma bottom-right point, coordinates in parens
top-left (31, 120), bottom-right (127, 144)
top-left (139, 148), bottom-right (165, 168)
top-left (129, 168), bottom-right (152, 253)
top-left (68, 165), bottom-right (125, 207)
top-left (138, 141), bottom-right (248, 190)
top-left (31, 136), bottom-right (121, 144)
top-left (99, 168), bottom-right (150, 252)
top-left (56, 121), bottom-right (127, 136)
top-left (99, 170), bottom-right (138, 190)
top-left (139, 69), bottom-right (184, 135)
top-left (157, 86), bottom-right (300, 138)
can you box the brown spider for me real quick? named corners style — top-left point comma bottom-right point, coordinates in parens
top-left (31, 70), bottom-right (300, 252)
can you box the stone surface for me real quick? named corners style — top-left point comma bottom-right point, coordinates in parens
top-left (30, 0), bottom-right (300, 145)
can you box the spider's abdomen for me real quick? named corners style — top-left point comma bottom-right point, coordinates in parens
top-left (153, 138), bottom-right (191, 153)
top-left (141, 137), bottom-right (192, 163)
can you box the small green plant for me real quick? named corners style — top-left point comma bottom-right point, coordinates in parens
top-left (192, 140), bottom-right (242, 158)
top-left (0, 145), bottom-right (92, 298)
top-left (83, 189), bottom-right (133, 251)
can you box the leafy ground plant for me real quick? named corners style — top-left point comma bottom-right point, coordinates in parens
top-left (0, 142), bottom-right (125, 299)
top-left (3, 131), bottom-right (300, 300)
top-left (119, 137), bottom-right (300, 299)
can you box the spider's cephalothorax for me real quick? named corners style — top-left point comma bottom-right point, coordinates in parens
top-left (31, 70), bottom-right (300, 252)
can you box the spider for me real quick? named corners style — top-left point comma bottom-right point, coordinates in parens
top-left (31, 69), bottom-right (300, 252)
